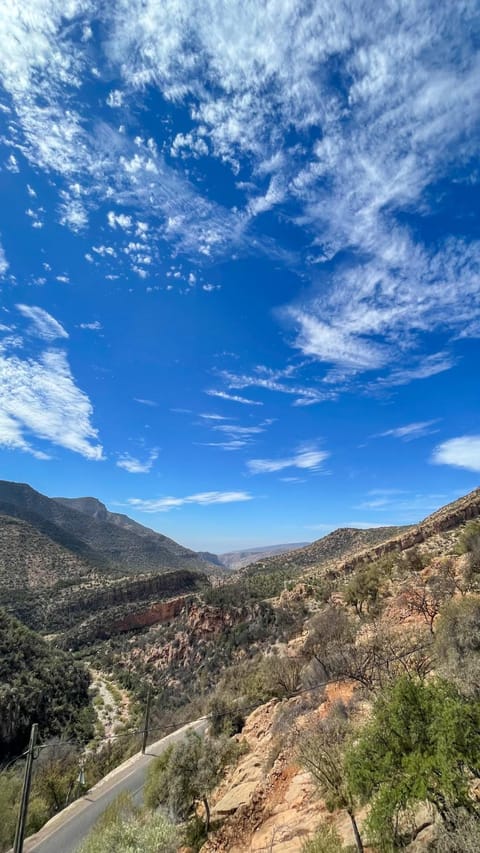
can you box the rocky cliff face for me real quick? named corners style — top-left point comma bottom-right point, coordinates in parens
top-left (202, 684), bottom-right (360, 853)
top-left (244, 525), bottom-right (409, 577)
top-left (329, 487), bottom-right (480, 580)
top-left (127, 603), bottom-right (243, 674)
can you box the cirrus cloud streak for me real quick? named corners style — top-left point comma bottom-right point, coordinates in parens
top-left (128, 490), bottom-right (253, 512)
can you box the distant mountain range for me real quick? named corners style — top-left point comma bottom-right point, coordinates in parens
top-left (218, 542), bottom-right (310, 571)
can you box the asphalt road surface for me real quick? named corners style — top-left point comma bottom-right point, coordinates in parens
top-left (22, 717), bottom-right (207, 853)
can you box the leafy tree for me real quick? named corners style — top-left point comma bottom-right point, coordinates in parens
top-left (346, 676), bottom-right (480, 850)
top-left (298, 708), bottom-right (364, 852)
top-left (77, 792), bottom-right (177, 853)
top-left (435, 596), bottom-right (480, 697)
top-left (401, 547), bottom-right (427, 574)
top-left (344, 564), bottom-right (384, 617)
top-left (207, 694), bottom-right (245, 736)
top-left (304, 606), bottom-right (356, 680)
top-left (454, 520), bottom-right (480, 590)
top-left (145, 732), bottom-right (240, 832)
top-left (456, 520), bottom-right (480, 564)
top-left (260, 654), bottom-right (303, 698)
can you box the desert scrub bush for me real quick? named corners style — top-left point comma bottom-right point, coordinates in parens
top-left (207, 694), bottom-right (245, 736)
top-left (76, 792), bottom-right (178, 853)
top-left (145, 732), bottom-right (243, 832)
top-left (434, 595), bottom-right (480, 697)
top-left (271, 691), bottom-right (322, 739)
top-left (400, 547), bottom-right (429, 574)
top-left (298, 705), bottom-right (364, 853)
top-left (258, 654), bottom-right (303, 698)
top-left (456, 520), bottom-right (480, 560)
top-left (302, 822), bottom-right (355, 852)
top-left (107, 682), bottom-right (123, 704)
top-left (434, 809), bottom-right (480, 852)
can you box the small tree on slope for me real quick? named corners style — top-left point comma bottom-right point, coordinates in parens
top-left (345, 676), bottom-right (480, 850)
top-left (298, 707), bottom-right (364, 853)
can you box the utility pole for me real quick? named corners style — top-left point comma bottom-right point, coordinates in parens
top-left (141, 683), bottom-right (152, 754)
top-left (13, 723), bottom-right (38, 853)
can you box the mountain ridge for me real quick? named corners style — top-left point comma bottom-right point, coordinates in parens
top-left (0, 480), bottom-right (216, 576)
top-left (241, 524), bottom-right (410, 577)
top-left (219, 542), bottom-right (310, 571)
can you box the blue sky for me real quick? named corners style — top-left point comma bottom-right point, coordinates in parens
top-left (0, 1), bottom-right (479, 553)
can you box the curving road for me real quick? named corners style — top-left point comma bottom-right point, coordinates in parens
top-left (21, 718), bottom-right (207, 853)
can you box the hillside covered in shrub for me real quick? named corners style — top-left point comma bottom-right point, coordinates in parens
top-left (0, 609), bottom-right (94, 758)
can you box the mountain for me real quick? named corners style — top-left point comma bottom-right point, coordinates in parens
top-left (241, 525), bottom-right (410, 576)
top-left (219, 542), bottom-right (310, 571)
top-left (0, 481), bottom-right (216, 576)
top-left (0, 480), bottom-right (213, 639)
top-left (197, 551), bottom-right (226, 567)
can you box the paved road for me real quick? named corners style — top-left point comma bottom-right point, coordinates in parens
top-left (22, 718), bottom-right (208, 853)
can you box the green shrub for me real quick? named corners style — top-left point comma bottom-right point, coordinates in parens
top-left (435, 595), bottom-right (480, 697)
top-left (77, 793), bottom-right (177, 853)
top-left (207, 694), bottom-right (245, 736)
top-left (302, 823), bottom-right (353, 853)
top-left (346, 676), bottom-right (480, 850)
top-left (456, 520), bottom-right (480, 558)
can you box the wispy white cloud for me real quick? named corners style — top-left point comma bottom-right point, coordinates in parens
top-left (135, 397), bottom-right (158, 407)
top-left (78, 321), bottom-right (102, 330)
top-left (217, 366), bottom-right (332, 407)
top-left (16, 304), bottom-right (68, 341)
top-left (376, 420), bottom-right (440, 441)
top-left (372, 353), bottom-right (456, 389)
top-left (432, 436), bottom-right (480, 473)
top-left (6, 154), bottom-right (19, 173)
top-left (0, 410), bottom-right (50, 460)
top-left (105, 0), bottom-right (480, 377)
top-left (206, 389), bottom-right (263, 406)
top-left (203, 417), bottom-right (274, 452)
top-left (200, 440), bottom-right (247, 451)
top-left (0, 343), bottom-right (103, 461)
top-left (107, 211), bottom-right (133, 230)
top-left (199, 413), bottom-right (232, 421)
top-left (214, 424), bottom-right (266, 438)
top-left (117, 449), bottom-right (158, 473)
top-left (171, 131), bottom-right (208, 159)
top-left (128, 490), bottom-right (253, 512)
top-left (248, 445), bottom-right (328, 475)
top-left (2, 1), bottom-right (480, 398)
top-left (0, 242), bottom-right (8, 276)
